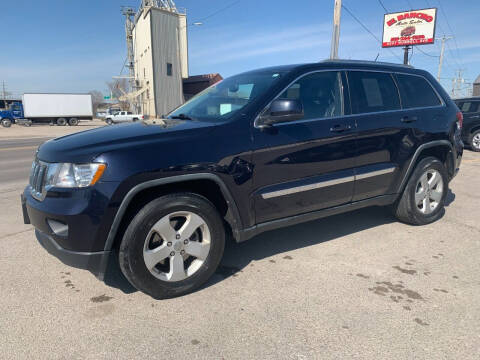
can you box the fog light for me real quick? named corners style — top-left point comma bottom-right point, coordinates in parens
top-left (47, 219), bottom-right (68, 237)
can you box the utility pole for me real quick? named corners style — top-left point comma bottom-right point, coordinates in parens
top-left (2, 81), bottom-right (6, 101)
top-left (330, 0), bottom-right (342, 59)
top-left (437, 35), bottom-right (453, 81)
top-left (451, 69), bottom-right (466, 98)
top-left (403, 46), bottom-right (410, 65)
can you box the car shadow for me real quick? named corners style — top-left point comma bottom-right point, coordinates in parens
top-left (202, 205), bottom-right (396, 290)
top-left (444, 189), bottom-right (455, 207)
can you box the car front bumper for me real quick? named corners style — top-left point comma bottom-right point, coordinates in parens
top-left (21, 183), bottom-right (118, 279)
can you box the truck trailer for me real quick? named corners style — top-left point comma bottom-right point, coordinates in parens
top-left (0, 93), bottom-right (93, 127)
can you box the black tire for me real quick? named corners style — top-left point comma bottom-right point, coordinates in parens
top-left (56, 118), bottom-right (67, 126)
top-left (469, 129), bottom-right (480, 152)
top-left (119, 193), bottom-right (225, 299)
top-left (133, 118), bottom-right (139, 122)
top-left (1, 118), bottom-right (12, 128)
top-left (106, 118), bottom-right (113, 125)
top-left (393, 157), bottom-right (448, 225)
top-left (68, 118), bottom-right (79, 126)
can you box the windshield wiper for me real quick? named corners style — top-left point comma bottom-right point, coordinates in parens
top-left (169, 113), bottom-right (194, 120)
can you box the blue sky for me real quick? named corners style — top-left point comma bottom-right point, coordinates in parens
top-left (1, 0), bottom-right (479, 98)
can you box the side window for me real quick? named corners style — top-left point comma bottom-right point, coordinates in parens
top-left (395, 73), bottom-right (442, 108)
top-left (461, 102), bottom-right (472, 112)
top-left (167, 63), bottom-right (173, 76)
top-left (278, 71), bottom-right (343, 120)
top-left (460, 101), bottom-right (479, 113)
top-left (348, 71), bottom-right (400, 114)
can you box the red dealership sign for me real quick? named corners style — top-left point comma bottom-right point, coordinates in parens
top-left (382, 8), bottom-right (437, 48)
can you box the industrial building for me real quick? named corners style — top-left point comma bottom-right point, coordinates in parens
top-left (128, 0), bottom-right (188, 117)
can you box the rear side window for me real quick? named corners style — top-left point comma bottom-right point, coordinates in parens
top-left (395, 74), bottom-right (442, 108)
top-left (348, 71), bottom-right (400, 114)
top-left (459, 101), bottom-right (479, 113)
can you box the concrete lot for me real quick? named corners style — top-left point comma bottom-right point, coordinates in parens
top-left (0, 124), bottom-right (479, 359)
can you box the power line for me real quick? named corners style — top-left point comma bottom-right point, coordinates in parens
top-left (436, 0), bottom-right (462, 59)
top-left (193, 0), bottom-right (242, 23)
top-left (377, 0), bottom-right (388, 13)
top-left (416, 46), bottom-right (439, 57)
top-left (342, 3), bottom-right (403, 62)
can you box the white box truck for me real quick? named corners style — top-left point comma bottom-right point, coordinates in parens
top-left (20, 93), bottom-right (93, 126)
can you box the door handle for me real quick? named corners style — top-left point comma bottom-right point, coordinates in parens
top-left (330, 124), bottom-right (352, 133)
top-left (401, 116), bottom-right (418, 123)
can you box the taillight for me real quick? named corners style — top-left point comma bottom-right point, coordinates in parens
top-left (456, 111), bottom-right (463, 129)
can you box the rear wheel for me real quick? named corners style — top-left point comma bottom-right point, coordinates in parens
top-left (68, 118), bottom-right (79, 126)
top-left (119, 193), bottom-right (225, 299)
top-left (1, 118), bottom-right (12, 128)
top-left (56, 118), bottom-right (67, 126)
top-left (393, 157), bottom-right (448, 225)
top-left (469, 130), bottom-right (480, 152)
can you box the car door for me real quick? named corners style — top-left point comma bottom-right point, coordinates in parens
top-left (251, 70), bottom-right (357, 224)
top-left (459, 100), bottom-right (480, 137)
top-left (348, 70), bottom-right (442, 202)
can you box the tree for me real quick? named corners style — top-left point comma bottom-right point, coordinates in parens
top-left (106, 79), bottom-right (130, 110)
top-left (89, 90), bottom-right (104, 114)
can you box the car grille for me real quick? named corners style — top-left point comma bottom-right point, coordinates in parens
top-left (29, 160), bottom-right (47, 200)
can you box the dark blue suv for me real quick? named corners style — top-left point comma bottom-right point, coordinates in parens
top-left (22, 60), bottom-right (463, 299)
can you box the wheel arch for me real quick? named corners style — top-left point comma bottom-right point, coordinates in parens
top-left (469, 125), bottom-right (480, 135)
top-left (397, 140), bottom-right (454, 194)
top-left (103, 173), bottom-right (243, 254)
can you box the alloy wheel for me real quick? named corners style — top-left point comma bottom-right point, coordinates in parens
top-left (472, 133), bottom-right (480, 150)
top-left (143, 211), bottom-right (211, 282)
top-left (415, 169), bottom-right (444, 214)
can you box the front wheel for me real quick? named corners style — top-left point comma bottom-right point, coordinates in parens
top-left (106, 118), bottom-right (113, 125)
top-left (469, 130), bottom-right (480, 152)
top-left (393, 157), bottom-right (448, 225)
top-left (1, 118), bottom-right (12, 128)
top-left (119, 193), bottom-right (225, 299)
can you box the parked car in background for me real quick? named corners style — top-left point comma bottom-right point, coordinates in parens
top-left (22, 60), bottom-right (463, 299)
top-left (0, 93), bottom-right (93, 127)
top-left (105, 111), bottom-right (144, 124)
top-left (454, 97), bottom-right (480, 151)
top-left (96, 112), bottom-right (107, 119)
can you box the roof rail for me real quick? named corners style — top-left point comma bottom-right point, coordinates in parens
top-left (321, 59), bottom-right (414, 68)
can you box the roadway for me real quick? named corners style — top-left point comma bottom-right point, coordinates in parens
top-left (0, 137), bottom-right (50, 186)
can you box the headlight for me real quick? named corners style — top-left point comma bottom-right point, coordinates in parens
top-left (44, 163), bottom-right (106, 188)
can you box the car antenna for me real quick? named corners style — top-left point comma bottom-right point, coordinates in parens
top-left (374, 53), bottom-right (379, 62)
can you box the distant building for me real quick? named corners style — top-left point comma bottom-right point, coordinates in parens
top-left (183, 73), bottom-right (223, 100)
top-left (133, 2), bottom-right (188, 117)
top-left (473, 75), bottom-right (480, 97)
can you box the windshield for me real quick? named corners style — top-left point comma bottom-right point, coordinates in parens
top-left (168, 71), bottom-right (285, 121)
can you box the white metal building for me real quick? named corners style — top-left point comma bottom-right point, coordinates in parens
top-left (133, 2), bottom-right (188, 117)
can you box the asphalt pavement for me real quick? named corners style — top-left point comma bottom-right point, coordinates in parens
top-left (0, 137), bottom-right (50, 186)
top-left (0, 132), bottom-right (479, 359)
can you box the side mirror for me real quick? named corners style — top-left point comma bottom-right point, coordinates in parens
top-left (257, 99), bottom-right (304, 128)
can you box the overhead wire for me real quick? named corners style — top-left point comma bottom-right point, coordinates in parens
top-left (377, 0), bottom-right (388, 13)
top-left (342, 3), bottom-right (403, 62)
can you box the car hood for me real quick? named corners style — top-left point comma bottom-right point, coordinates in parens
top-left (37, 119), bottom-right (216, 163)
